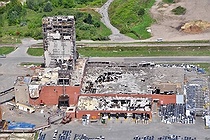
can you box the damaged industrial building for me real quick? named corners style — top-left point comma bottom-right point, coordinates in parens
top-left (3, 16), bottom-right (209, 128)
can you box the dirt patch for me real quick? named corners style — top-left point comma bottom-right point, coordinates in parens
top-left (148, 0), bottom-right (210, 41)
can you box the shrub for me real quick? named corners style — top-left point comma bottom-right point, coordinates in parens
top-left (43, 1), bottom-right (53, 12)
top-left (137, 8), bottom-right (145, 16)
top-left (172, 6), bottom-right (186, 15)
top-left (83, 14), bottom-right (93, 24)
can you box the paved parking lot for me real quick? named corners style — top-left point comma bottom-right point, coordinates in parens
top-left (42, 117), bottom-right (209, 140)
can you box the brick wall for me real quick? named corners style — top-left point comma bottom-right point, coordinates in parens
top-left (29, 86), bottom-right (80, 105)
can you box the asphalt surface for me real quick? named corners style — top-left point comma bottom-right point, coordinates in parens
top-left (43, 117), bottom-right (210, 140)
top-left (0, 38), bottom-right (43, 92)
top-left (2, 103), bottom-right (210, 140)
top-left (1, 40), bottom-right (210, 92)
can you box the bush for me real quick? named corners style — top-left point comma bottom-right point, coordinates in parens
top-left (172, 6), bottom-right (186, 15)
top-left (43, 1), bottom-right (53, 12)
top-left (26, 0), bottom-right (38, 11)
top-left (137, 8), bottom-right (145, 16)
top-left (163, 0), bottom-right (174, 3)
top-left (83, 14), bottom-right (93, 24)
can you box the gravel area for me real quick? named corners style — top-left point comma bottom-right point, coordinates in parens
top-left (148, 0), bottom-right (210, 41)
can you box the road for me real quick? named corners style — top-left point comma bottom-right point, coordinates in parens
top-left (1, 39), bottom-right (210, 102)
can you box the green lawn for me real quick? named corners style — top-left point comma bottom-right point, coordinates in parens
top-left (27, 46), bottom-right (210, 57)
top-left (27, 48), bottom-right (44, 56)
top-left (0, 46), bottom-right (15, 55)
top-left (78, 46), bottom-right (210, 57)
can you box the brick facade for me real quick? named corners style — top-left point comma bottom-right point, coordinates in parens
top-left (29, 86), bottom-right (80, 106)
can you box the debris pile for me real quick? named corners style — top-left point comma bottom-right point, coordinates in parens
top-left (181, 20), bottom-right (210, 34)
top-left (77, 96), bottom-right (152, 111)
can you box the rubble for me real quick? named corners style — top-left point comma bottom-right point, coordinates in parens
top-left (181, 20), bottom-right (210, 34)
top-left (77, 96), bottom-right (152, 111)
top-left (81, 62), bottom-right (195, 94)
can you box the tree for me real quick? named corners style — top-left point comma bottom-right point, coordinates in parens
top-left (26, 0), bottom-right (46, 11)
top-left (7, 11), bottom-right (19, 25)
top-left (83, 14), bottom-right (93, 24)
top-left (26, 0), bottom-right (34, 9)
top-left (63, 0), bottom-right (75, 8)
top-left (43, 1), bottom-right (53, 12)
top-left (6, 1), bottom-right (25, 25)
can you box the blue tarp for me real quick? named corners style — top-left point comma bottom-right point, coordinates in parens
top-left (197, 68), bottom-right (205, 74)
top-left (8, 122), bottom-right (36, 130)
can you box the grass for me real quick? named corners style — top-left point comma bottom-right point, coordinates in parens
top-left (130, 12), bottom-right (155, 39)
top-left (0, 46), bottom-right (15, 55)
top-left (77, 46), bottom-right (210, 57)
top-left (0, 35), bottom-right (21, 44)
top-left (28, 46), bottom-right (210, 57)
top-left (109, 0), bottom-right (156, 39)
top-left (27, 48), bottom-right (44, 56)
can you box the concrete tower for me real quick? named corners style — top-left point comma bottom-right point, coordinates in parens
top-left (42, 16), bottom-right (77, 69)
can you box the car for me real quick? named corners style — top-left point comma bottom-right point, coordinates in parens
top-left (0, 54), bottom-right (6, 58)
top-left (54, 129), bottom-right (58, 134)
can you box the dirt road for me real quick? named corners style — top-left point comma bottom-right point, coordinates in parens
top-left (97, 0), bottom-right (134, 41)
